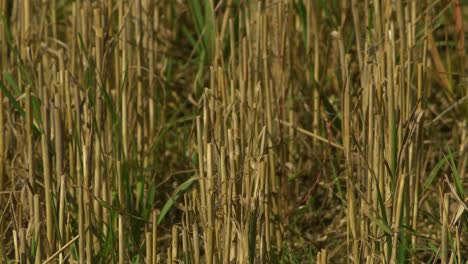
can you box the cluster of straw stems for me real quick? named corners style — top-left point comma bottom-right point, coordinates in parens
top-left (0, 0), bottom-right (466, 263)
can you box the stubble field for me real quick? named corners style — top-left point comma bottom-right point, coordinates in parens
top-left (0, 0), bottom-right (467, 263)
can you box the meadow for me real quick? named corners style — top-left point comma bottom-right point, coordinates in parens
top-left (0, 0), bottom-right (466, 263)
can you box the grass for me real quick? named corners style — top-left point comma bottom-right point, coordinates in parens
top-left (0, 0), bottom-right (467, 263)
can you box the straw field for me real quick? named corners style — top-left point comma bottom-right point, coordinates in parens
top-left (0, 0), bottom-right (467, 263)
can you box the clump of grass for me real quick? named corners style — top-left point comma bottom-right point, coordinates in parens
top-left (0, 0), bottom-right (466, 263)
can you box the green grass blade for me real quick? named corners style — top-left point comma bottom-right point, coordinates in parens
top-left (445, 149), bottom-right (465, 201)
top-left (3, 71), bottom-right (20, 94)
top-left (422, 156), bottom-right (446, 194)
top-left (0, 80), bottom-right (25, 115)
top-left (157, 176), bottom-right (198, 225)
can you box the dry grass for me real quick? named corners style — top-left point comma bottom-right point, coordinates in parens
top-left (0, 0), bottom-right (467, 263)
